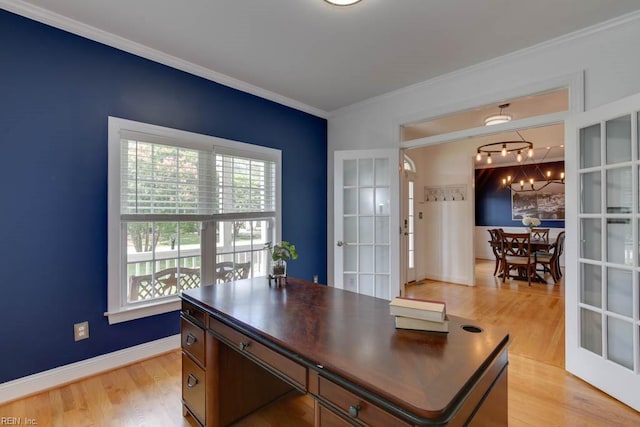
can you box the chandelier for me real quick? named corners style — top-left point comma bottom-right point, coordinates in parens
top-left (500, 144), bottom-right (565, 192)
top-left (475, 139), bottom-right (534, 164)
top-left (502, 169), bottom-right (565, 192)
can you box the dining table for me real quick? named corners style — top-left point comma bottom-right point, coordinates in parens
top-left (489, 236), bottom-right (554, 283)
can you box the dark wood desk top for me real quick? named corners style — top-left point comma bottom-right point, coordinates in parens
top-left (182, 277), bottom-right (509, 423)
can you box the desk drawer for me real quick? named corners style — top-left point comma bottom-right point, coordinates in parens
top-left (318, 376), bottom-right (409, 427)
top-left (182, 300), bottom-right (206, 327)
top-left (209, 317), bottom-right (307, 390)
top-left (181, 317), bottom-right (204, 366)
top-left (182, 352), bottom-right (205, 425)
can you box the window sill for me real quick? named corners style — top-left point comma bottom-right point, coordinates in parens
top-left (105, 298), bottom-right (181, 324)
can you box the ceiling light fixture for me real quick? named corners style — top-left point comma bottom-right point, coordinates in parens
top-left (500, 146), bottom-right (565, 193)
top-left (484, 103), bottom-right (512, 126)
top-left (476, 140), bottom-right (533, 164)
top-left (324, 0), bottom-right (363, 5)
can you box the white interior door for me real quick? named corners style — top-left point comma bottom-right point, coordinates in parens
top-left (334, 149), bottom-right (400, 299)
top-left (565, 91), bottom-right (640, 411)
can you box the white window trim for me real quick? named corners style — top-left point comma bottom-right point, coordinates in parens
top-left (106, 117), bottom-right (282, 324)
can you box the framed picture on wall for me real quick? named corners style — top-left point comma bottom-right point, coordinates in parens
top-left (511, 182), bottom-right (565, 220)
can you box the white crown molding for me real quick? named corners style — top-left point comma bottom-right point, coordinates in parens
top-left (0, 334), bottom-right (180, 404)
top-left (0, 0), bottom-right (328, 119)
top-left (330, 9), bottom-right (640, 117)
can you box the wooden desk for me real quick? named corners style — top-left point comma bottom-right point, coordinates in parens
top-left (180, 278), bottom-right (509, 426)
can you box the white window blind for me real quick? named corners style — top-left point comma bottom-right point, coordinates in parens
top-left (121, 139), bottom-right (215, 217)
top-left (216, 154), bottom-right (276, 214)
top-left (120, 140), bottom-right (276, 218)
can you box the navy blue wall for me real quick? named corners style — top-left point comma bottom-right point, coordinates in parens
top-left (0, 10), bottom-right (327, 383)
top-left (475, 161), bottom-right (565, 228)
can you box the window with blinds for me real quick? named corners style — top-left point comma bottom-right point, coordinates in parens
top-left (108, 117), bottom-right (281, 324)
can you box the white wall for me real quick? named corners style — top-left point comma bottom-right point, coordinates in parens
top-left (408, 141), bottom-right (476, 285)
top-left (327, 13), bottom-right (640, 285)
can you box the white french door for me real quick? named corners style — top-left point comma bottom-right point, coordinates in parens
top-left (565, 91), bottom-right (640, 411)
top-left (334, 149), bottom-right (400, 299)
top-left (404, 174), bottom-right (416, 283)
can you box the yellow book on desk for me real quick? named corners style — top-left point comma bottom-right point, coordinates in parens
top-left (389, 297), bottom-right (446, 322)
top-left (395, 315), bottom-right (449, 332)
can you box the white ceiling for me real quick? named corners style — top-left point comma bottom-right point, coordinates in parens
top-left (7, 0), bottom-right (640, 115)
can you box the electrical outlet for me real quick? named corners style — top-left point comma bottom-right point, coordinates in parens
top-left (74, 321), bottom-right (89, 341)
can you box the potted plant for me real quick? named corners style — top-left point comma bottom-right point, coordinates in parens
top-left (522, 216), bottom-right (541, 232)
top-left (265, 241), bottom-right (298, 278)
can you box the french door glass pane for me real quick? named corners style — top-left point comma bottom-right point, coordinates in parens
top-left (375, 158), bottom-right (390, 186)
top-left (359, 159), bottom-right (373, 186)
top-left (359, 245), bottom-right (374, 273)
top-left (359, 274), bottom-right (374, 296)
top-left (580, 308), bottom-right (603, 356)
top-left (359, 217), bottom-right (373, 244)
top-left (580, 171), bottom-right (601, 213)
top-left (344, 274), bottom-right (356, 292)
top-left (344, 160), bottom-right (357, 186)
top-left (344, 188), bottom-right (357, 215)
top-left (375, 275), bottom-right (389, 300)
top-left (344, 217), bottom-right (357, 243)
top-left (606, 267), bottom-right (633, 317)
top-left (580, 263), bottom-right (602, 308)
top-left (375, 217), bottom-right (389, 243)
top-left (606, 219), bottom-right (632, 265)
top-left (607, 317), bottom-right (634, 370)
top-left (375, 246), bottom-right (390, 273)
top-left (606, 115), bottom-right (632, 165)
top-left (359, 188), bottom-right (374, 215)
top-left (606, 167), bottom-right (632, 213)
top-left (580, 124), bottom-right (601, 168)
top-left (375, 188), bottom-right (390, 215)
top-left (581, 218), bottom-right (602, 260)
top-left (344, 246), bottom-right (357, 271)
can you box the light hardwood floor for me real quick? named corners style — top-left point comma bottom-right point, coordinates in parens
top-left (405, 260), bottom-right (638, 426)
top-left (1, 261), bottom-right (638, 426)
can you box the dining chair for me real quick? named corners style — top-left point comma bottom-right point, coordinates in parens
top-left (129, 267), bottom-right (200, 301)
top-left (536, 231), bottom-right (565, 283)
top-left (530, 228), bottom-right (550, 242)
top-left (487, 228), bottom-right (504, 276)
top-left (215, 261), bottom-right (251, 284)
top-left (501, 232), bottom-right (535, 286)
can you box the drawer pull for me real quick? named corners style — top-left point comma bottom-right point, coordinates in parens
top-left (185, 333), bottom-right (197, 346)
top-left (186, 373), bottom-right (199, 388)
top-left (239, 341), bottom-right (250, 351)
top-left (348, 405), bottom-right (361, 418)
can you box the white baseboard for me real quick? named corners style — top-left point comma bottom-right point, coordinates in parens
top-left (0, 334), bottom-right (180, 404)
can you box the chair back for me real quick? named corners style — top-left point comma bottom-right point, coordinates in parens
top-left (488, 228), bottom-right (503, 257)
top-left (129, 267), bottom-right (200, 301)
top-left (530, 228), bottom-right (550, 242)
top-left (215, 261), bottom-right (251, 283)
top-left (551, 232), bottom-right (566, 261)
top-left (501, 232), bottom-right (531, 258)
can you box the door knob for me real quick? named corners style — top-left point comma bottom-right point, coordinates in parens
top-left (337, 241), bottom-right (344, 247)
